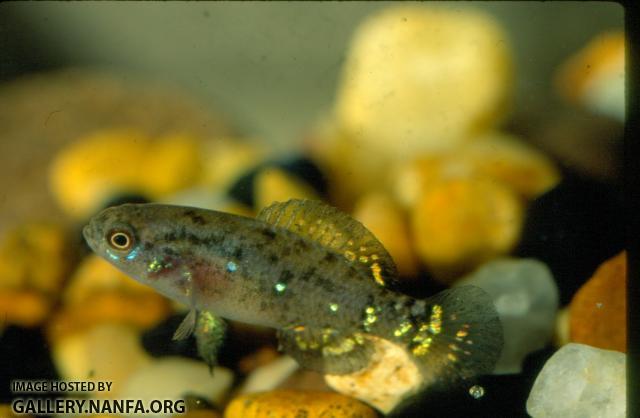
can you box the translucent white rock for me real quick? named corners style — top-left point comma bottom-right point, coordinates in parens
top-left (52, 323), bottom-right (152, 396)
top-left (239, 355), bottom-right (299, 394)
top-left (527, 343), bottom-right (626, 418)
top-left (456, 258), bottom-right (559, 374)
top-left (120, 357), bottom-right (233, 418)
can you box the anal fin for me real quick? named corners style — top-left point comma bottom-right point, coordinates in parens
top-left (276, 325), bottom-right (374, 375)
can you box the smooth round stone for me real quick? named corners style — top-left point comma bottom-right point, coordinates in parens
top-left (0, 70), bottom-right (231, 237)
top-left (352, 192), bottom-right (420, 278)
top-left (51, 323), bottom-right (152, 396)
top-left (49, 130), bottom-right (204, 219)
top-left (0, 222), bottom-right (70, 296)
top-left (526, 343), bottom-right (626, 418)
top-left (412, 177), bottom-right (523, 282)
top-left (239, 356), bottom-right (299, 394)
top-left (253, 167), bottom-right (320, 212)
top-left (47, 255), bottom-right (172, 343)
top-left (569, 251), bottom-right (626, 352)
top-left (225, 390), bottom-right (376, 418)
top-left (555, 31), bottom-right (625, 122)
top-left (335, 5), bottom-right (512, 157)
top-left (120, 357), bottom-right (233, 418)
top-left (456, 258), bottom-right (559, 374)
top-left (0, 290), bottom-right (52, 328)
top-left (226, 156), bottom-right (326, 210)
top-left (393, 132), bottom-right (560, 208)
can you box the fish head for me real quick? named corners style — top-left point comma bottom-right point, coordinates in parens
top-left (83, 203), bottom-right (194, 305)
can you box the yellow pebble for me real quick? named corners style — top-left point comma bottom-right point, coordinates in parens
top-left (224, 390), bottom-right (376, 418)
top-left (459, 133), bottom-right (560, 200)
top-left (143, 133), bottom-right (203, 197)
top-left (552, 307), bottom-right (571, 348)
top-left (412, 177), bottom-right (523, 282)
top-left (0, 222), bottom-right (70, 294)
top-left (306, 120), bottom-right (390, 210)
top-left (47, 255), bottom-right (171, 342)
top-left (63, 255), bottom-right (159, 306)
top-left (254, 167), bottom-right (319, 212)
top-left (202, 138), bottom-right (266, 191)
top-left (394, 133), bottom-right (560, 206)
top-left (0, 290), bottom-right (52, 328)
top-left (0, 404), bottom-right (32, 417)
top-left (335, 5), bottom-right (513, 158)
top-left (352, 192), bottom-right (419, 278)
top-left (555, 31), bottom-right (624, 120)
top-left (49, 129), bottom-right (203, 219)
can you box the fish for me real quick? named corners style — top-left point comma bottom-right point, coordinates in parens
top-left (83, 199), bottom-right (502, 385)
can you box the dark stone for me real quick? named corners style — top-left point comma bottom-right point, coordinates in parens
top-left (141, 314), bottom-right (200, 360)
top-left (514, 172), bottom-right (625, 305)
top-left (0, 326), bottom-right (59, 404)
top-left (278, 157), bottom-right (327, 197)
top-left (226, 156), bottom-right (327, 208)
top-left (141, 314), bottom-right (277, 375)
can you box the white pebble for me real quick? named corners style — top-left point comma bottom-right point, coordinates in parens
top-left (456, 258), bottom-right (559, 374)
top-left (120, 357), bottom-right (233, 418)
top-left (526, 343), bottom-right (626, 418)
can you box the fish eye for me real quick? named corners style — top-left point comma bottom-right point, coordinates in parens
top-left (107, 230), bottom-right (134, 251)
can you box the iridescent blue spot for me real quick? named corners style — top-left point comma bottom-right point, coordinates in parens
top-left (226, 261), bottom-right (238, 272)
top-left (106, 249), bottom-right (120, 261)
top-left (126, 247), bottom-right (139, 260)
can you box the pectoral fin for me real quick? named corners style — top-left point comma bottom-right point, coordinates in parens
top-left (172, 309), bottom-right (197, 341)
top-left (194, 311), bottom-right (227, 372)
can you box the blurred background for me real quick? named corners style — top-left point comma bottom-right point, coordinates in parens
top-left (0, 3), bottom-right (626, 418)
top-left (0, 2), bottom-right (623, 148)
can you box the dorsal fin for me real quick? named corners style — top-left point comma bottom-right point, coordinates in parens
top-left (258, 199), bottom-right (399, 288)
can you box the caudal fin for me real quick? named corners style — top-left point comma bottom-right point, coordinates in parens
top-left (406, 285), bottom-right (503, 389)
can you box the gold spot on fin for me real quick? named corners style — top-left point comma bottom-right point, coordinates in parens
top-left (276, 324), bottom-right (373, 375)
top-left (402, 286), bottom-right (503, 390)
top-left (258, 199), bottom-right (399, 288)
top-left (173, 309), bottom-right (197, 341)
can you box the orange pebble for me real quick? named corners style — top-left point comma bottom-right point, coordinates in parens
top-left (0, 290), bottom-right (52, 327)
top-left (412, 177), bottom-right (523, 282)
top-left (224, 390), bottom-right (376, 418)
top-left (47, 291), bottom-right (171, 343)
top-left (353, 192), bottom-right (420, 278)
top-left (569, 251), bottom-right (626, 352)
top-left (556, 31), bottom-right (624, 104)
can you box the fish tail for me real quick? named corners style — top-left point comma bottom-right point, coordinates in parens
top-left (388, 285), bottom-right (503, 389)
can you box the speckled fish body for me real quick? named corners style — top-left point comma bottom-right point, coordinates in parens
top-left (86, 204), bottom-right (385, 328)
top-left (84, 199), bottom-right (502, 381)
